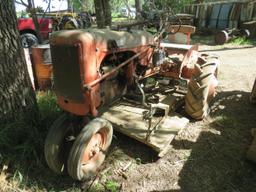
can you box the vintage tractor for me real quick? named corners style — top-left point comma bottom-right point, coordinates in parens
top-left (44, 22), bottom-right (219, 180)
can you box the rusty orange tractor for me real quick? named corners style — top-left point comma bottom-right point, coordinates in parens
top-left (44, 23), bottom-right (219, 180)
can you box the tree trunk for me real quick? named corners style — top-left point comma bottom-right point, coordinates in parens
top-left (94, 0), bottom-right (111, 28)
top-left (94, 0), bottom-right (105, 28)
top-left (0, 1), bottom-right (38, 123)
top-left (135, 0), bottom-right (142, 18)
top-left (102, 0), bottom-right (111, 26)
top-left (67, 0), bottom-right (73, 11)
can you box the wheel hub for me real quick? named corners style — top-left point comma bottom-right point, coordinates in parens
top-left (82, 132), bottom-right (105, 164)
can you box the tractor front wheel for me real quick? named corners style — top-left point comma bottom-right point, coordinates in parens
top-left (67, 118), bottom-right (113, 181)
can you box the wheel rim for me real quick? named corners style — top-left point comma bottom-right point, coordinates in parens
top-left (81, 128), bottom-right (108, 171)
top-left (21, 35), bottom-right (37, 48)
top-left (215, 30), bottom-right (229, 45)
top-left (21, 37), bottom-right (29, 48)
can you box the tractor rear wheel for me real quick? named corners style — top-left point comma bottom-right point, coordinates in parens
top-left (185, 55), bottom-right (219, 120)
top-left (67, 118), bottom-right (113, 181)
top-left (44, 114), bottom-right (75, 174)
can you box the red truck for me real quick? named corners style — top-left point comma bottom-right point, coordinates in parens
top-left (18, 17), bottom-right (53, 48)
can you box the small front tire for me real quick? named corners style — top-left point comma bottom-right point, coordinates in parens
top-left (67, 118), bottom-right (113, 181)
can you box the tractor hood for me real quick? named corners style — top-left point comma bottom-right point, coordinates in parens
top-left (50, 28), bottom-right (154, 51)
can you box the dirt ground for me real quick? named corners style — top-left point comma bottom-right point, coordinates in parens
top-left (86, 44), bottom-right (256, 192)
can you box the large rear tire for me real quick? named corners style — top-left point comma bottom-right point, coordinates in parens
top-left (185, 55), bottom-right (219, 120)
top-left (67, 118), bottom-right (113, 181)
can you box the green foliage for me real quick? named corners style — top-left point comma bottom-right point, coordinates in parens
top-left (111, 12), bottom-right (122, 18)
top-left (0, 91), bottom-right (61, 159)
top-left (0, 91), bottom-right (62, 189)
top-left (105, 180), bottom-right (120, 192)
top-left (71, 0), bottom-right (135, 14)
top-left (228, 37), bottom-right (256, 46)
top-left (145, 0), bottom-right (193, 13)
top-left (111, 0), bottom-right (135, 12)
top-left (169, 0), bottom-right (193, 12)
top-left (72, 0), bottom-right (95, 12)
top-left (37, 91), bottom-right (62, 126)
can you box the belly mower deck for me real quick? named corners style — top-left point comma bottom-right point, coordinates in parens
top-left (100, 95), bottom-right (189, 157)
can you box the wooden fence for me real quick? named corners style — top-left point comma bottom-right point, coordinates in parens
top-left (183, 0), bottom-right (256, 29)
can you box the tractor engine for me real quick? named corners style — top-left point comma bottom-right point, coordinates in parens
top-left (50, 28), bottom-right (154, 116)
top-left (99, 52), bottom-right (133, 105)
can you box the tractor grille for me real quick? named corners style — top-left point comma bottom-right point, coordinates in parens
top-left (51, 44), bottom-right (84, 102)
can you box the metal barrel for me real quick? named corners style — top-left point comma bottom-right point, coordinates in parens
top-left (31, 44), bottom-right (53, 90)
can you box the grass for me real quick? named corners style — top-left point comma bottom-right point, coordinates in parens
top-left (228, 37), bottom-right (256, 46)
top-left (191, 35), bottom-right (256, 47)
top-left (105, 180), bottom-right (120, 192)
top-left (0, 91), bottom-right (120, 192)
top-left (111, 11), bottom-right (136, 23)
top-left (191, 35), bottom-right (215, 45)
top-left (0, 91), bottom-right (66, 191)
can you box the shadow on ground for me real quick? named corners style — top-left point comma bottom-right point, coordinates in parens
top-left (172, 90), bottom-right (256, 192)
top-left (3, 90), bottom-right (256, 192)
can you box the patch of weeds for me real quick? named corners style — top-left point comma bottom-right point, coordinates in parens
top-left (213, 115), bottom-right (239, 128)
top-left (191, 35), bottom-right (215, 45)
top-left (37, 91), bottom-right (62, 126)
top-left (105, 180), bottom-right (120, 192)
top-left (90, 182), bottom-right (106, 192)
top-left (146, 27), bottom-right (157, 35)
top-left (228, 37), bottom-right (256, 46)
top-left (13, 170), bottom-right (23, 184)
top-left (111, 12), bottom-right (122, 18)
top-left (0, 91), bottom-right (65, 191)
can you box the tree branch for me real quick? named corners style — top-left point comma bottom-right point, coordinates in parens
top-left (15, 0), bottom-right (28, 7)
top-left (40, 0), bottom-right (51, 21)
